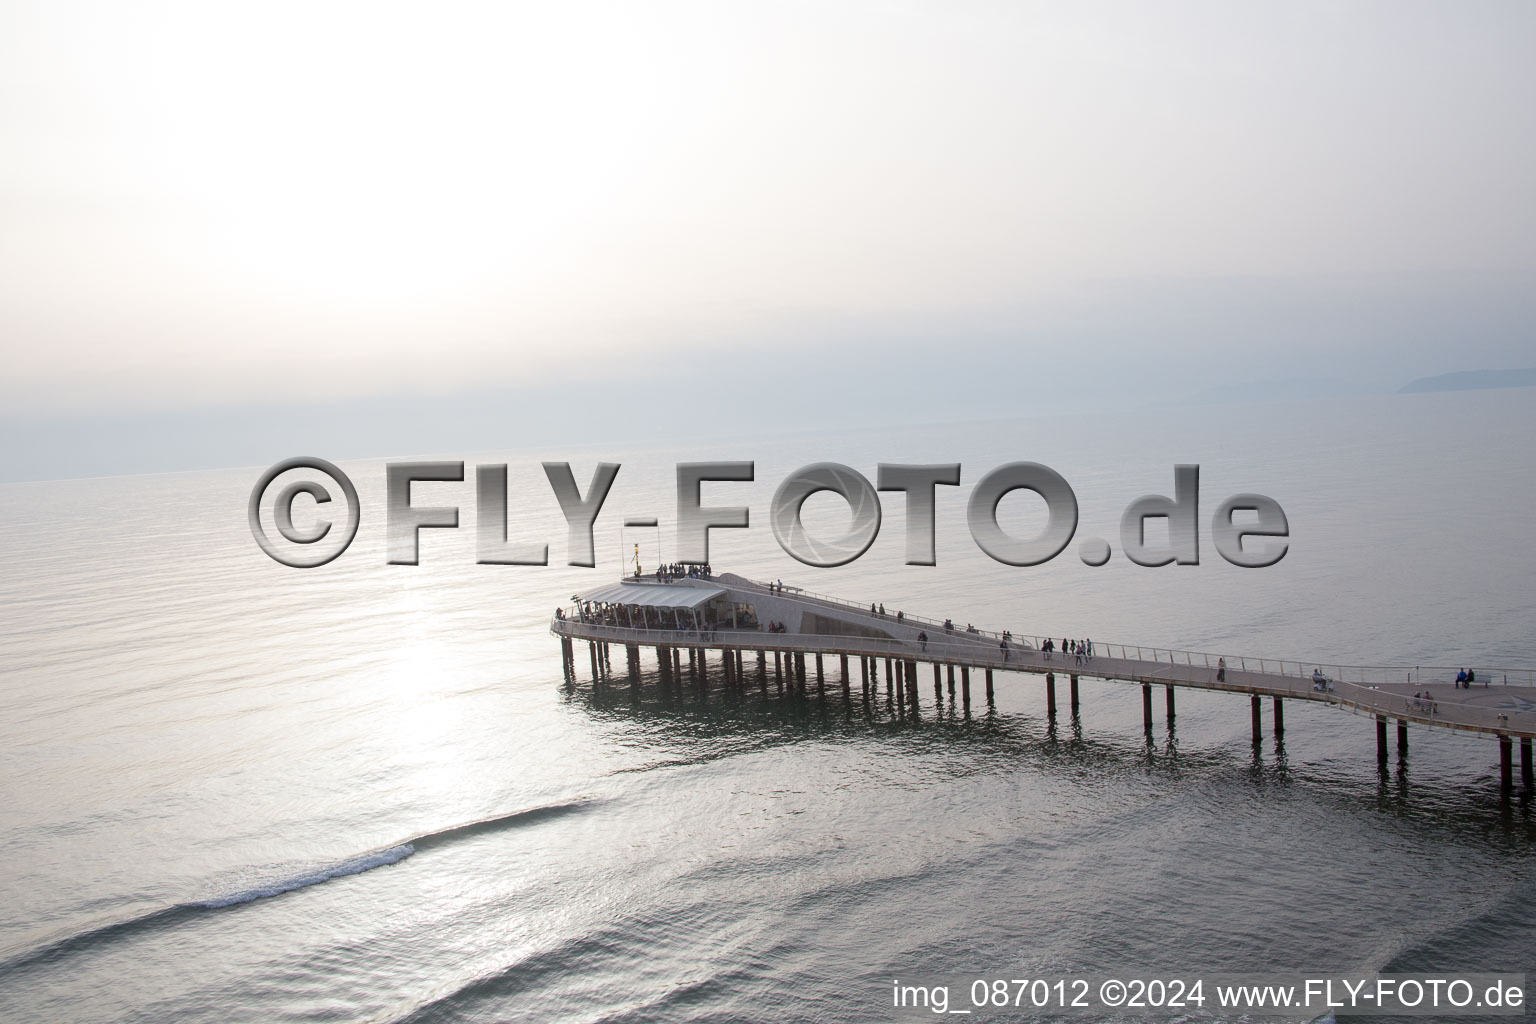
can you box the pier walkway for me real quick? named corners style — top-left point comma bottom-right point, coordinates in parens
top-left (552, 572), bottom-right (1536, 792)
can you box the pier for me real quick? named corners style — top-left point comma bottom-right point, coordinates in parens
top-left (551, 572), bottom-right (1536, 795)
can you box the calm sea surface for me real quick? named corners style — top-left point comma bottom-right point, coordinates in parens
top-left (2, 392), bottom-right (1534, 1022)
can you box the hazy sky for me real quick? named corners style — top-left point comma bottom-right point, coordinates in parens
top-left (2, 1), bottom-right (1534, 474)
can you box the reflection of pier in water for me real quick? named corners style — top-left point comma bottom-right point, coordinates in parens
top-left (553, 572), bottom-right (1536, 796)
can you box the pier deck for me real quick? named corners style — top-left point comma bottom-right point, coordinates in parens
top-left (551, 572), bottom-right (1536, 790)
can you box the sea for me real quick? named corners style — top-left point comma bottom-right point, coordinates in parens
top-left (1, 390), bottom-right (1534, 1023)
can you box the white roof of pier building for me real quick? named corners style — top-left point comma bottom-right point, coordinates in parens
top-left (575, 582), bottom-right (727, 610)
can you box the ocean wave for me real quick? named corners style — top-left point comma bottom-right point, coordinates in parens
top-left (405, 798), bottom-right (595, 852)
top-left (0, 797), bottom-right (597, 977)
top-left (191, 842), bottom-right (415, 909)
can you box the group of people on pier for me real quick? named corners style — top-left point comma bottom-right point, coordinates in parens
top-left (1042, 638), bottom-right (1093, 664)
top-left (656, 563), bottom-right (711, 581)
top-left (1455, 668), bottom-right (1479, 687)
top-left (569, 602), bottom-right (715, 632)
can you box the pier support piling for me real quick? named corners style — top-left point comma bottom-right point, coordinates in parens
top-left (933, 663), bottom-right (942, 701)
top-left (1142, 684), bottom-right (1152, 730)
top-left (961, 666), bottom-right (970, 711)
top-left (1251, 695), bottom-right (1262, 744)
top-left (1376, 716), bottom-right (1389, 763)
top-left (1499, 734), bottom-right (1513, 792)
top-left (1273, 696), bottom-right (1283, 737)
top-left (1045, 673), bottom-right (1056, 718)
top-left (1070, 674), bottom-right (1079, 712)
top-left (1397, 719), bottom-right (1409, 754)
top-left (1166, 685), bottom-right (1176, 721)
top-left (985, 668), bottom-right (994, 703)
top-left (1523, 738), bottom-right (1533, 789)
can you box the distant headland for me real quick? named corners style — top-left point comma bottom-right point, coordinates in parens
top-left (1400, 368), bottom-right (1536, 394)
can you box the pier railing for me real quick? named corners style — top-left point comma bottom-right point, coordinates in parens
top-left (1325, 678), bottom-right (1532, 735)
top-left (724, 576), bottom-right (1535, 690)
top-left (1005, 643), bottom-right (1535, 691)
top-left (551, 615), bottom-right (1536, 737)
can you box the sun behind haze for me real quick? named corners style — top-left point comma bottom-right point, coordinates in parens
top-left (2, 0), bottom-right (1533, 427)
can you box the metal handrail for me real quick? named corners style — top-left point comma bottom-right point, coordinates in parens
top-left (552, 616), bottom-right (1536, 737)
top-left (569, 576), bottom-right (1536, 690)
top-left (725, 577), bottom-right (1535, 687)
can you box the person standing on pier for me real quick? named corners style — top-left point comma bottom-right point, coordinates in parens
top-left (1217, 657), bottom-right (1226, 682)
top-left (918, 631), bottom-right (928, 652)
